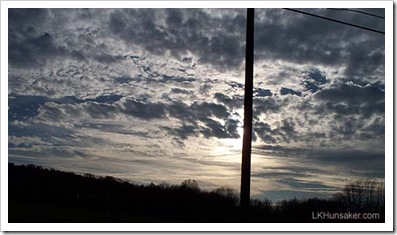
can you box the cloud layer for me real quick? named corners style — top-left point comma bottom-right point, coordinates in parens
top-left (8, 8), bottom-right (385, 201)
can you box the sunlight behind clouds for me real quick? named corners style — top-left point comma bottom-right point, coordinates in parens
top-left (8, 8), bottom-right (385, 202)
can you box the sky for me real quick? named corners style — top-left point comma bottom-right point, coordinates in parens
top-left (7, 8), bottom-right (385, 202)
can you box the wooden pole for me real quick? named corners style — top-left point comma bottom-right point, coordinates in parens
top-left (240, 8), bottom-right (254, 209)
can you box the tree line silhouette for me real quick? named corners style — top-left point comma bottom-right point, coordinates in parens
top-left (8, 163), bottom-right (384, 223)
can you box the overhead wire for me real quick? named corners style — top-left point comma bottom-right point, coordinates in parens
top-left (283, 8), bottom-right (385, 35)
top-left (326, 8), bottom-right (385, 19)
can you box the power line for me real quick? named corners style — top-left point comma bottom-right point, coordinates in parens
top-left (327, 8), bottom-right (385, 19)
top-left (283, 8), bottom-right (385, 35)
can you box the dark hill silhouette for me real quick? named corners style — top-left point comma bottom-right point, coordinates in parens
top-left (8, 163), bottom-right (384, 223)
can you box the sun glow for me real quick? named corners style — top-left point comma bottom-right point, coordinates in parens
top-left (209, 125), bottom-right (244, 161)
top-left (234, 126), bottom-right (244, 147)
top-left (222, 126), bottom-right (244, 150)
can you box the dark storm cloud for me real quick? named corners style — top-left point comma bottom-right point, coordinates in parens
top-left (9, 31), bottom-right (64, 68)
top-left (12, 88), bottom-right (239, 140)
top-left (249, 70), bottom-right (384, 146)
top-left (9, 95), bottom-right (49, 121)
top-left (301, 68), bottom-right (328, 93)
top-left (254, 8), bottom-right (384, 77)
top-left (164, 101), bottom-right (232, 125)
top-left (84, 102), bottom-right (119, 119)
top-left (8, 8), bottom-right (49, 26)
top-left (165, 117), bottom-right (239, 141)
top-left (305, 68), bottom-right (327, 84)
top-left (253, 122), bottom-right (277, 144)
top-left (214, 92), bottom-right (233, 106)
top-left (225, 118), bottom-right (240, 136)
top-left (315, 81), bottom-right (384, 105)
top-left (38, 98), bottom-right (166, 121)
top-left (214, 92), bottom-right (244, 109)
top-left (8, 8), bottom-right (384, 77)
top-left (201, 117), bottom-right (239, 139)
top-left (342, 36), bottom-right (385, 77)
top-left (280, 87), bottom-right (302, 96)
top-left (165, 101), bottom-right (240, 140)
top-left (121, 99), bottom-right (167, 120)
top-left (7, 7), bottom-right (386, 203)
top-left (193, 102), bottom-right (230, 120)
top-left (278, 118), bottom-right (298, 143)
top-left (201, 118), bottom-right (231, 139)
top-left (280, 79), bottom-right (386, 144)
top-left (8, 9), bottom-right (121, 68)
top-left (108, 8), bottom-right (246, 70)
top-left (322, 115), bottom-right (383, 144)
top-left (253, 97), bottom-right (282, 115)
top-left (8, 27), bottom-right (85, 68)
top-left (9, 93), bottom-right (125, 123)
top-left (253, 88), bottom-right (273, 97)
top-left (253, 118), bottom-right (298, 144)
top-left (315, 81), bottom-right (385, 118)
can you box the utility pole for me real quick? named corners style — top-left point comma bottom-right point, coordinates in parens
top-left (240, 8), bottom-right (254, 209)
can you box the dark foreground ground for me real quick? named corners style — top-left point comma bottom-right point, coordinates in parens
top-left (8, 163), bottom-right (385, 223)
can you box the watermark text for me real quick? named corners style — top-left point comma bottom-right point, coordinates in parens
top-left (312, 211), bottom-right (380, 220)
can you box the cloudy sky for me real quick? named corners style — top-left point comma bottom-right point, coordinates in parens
top-left (8, 8), bottom-right (385, 202)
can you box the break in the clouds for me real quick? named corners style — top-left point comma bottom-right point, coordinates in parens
top-left (8, 8), bottom-right (385, 202)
